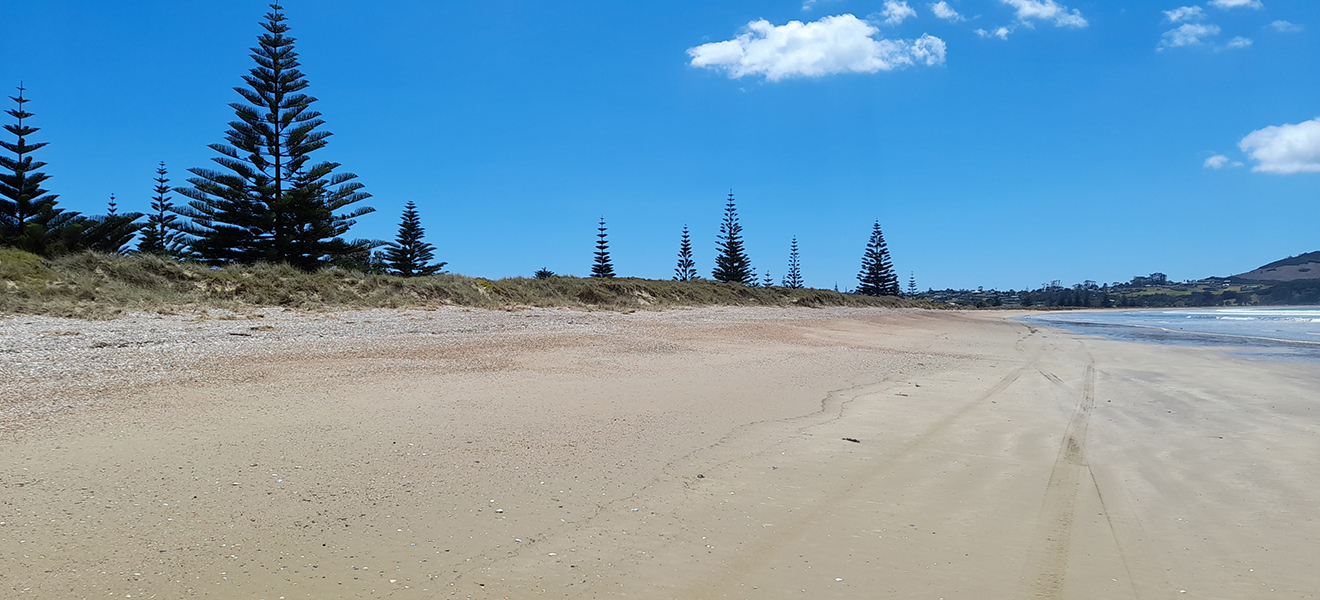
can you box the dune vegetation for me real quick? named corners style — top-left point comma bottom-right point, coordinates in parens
top-left (0, 249), bottom-right (933, 320)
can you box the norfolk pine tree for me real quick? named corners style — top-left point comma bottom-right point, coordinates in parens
top-left (783, 236), bottom-right (803, 288)
top-left (137, 162), bottom-right (188, 256)
top-left (591, 217), bottom-right (615, 278)
top-left (712, 191), bottom-right (754, 285)
top-left (177, 4), bottom-right (374, 269)
top-left (674, 225), bottom-right (697, 281)
top-left (0, 86), bottom-right (81, 254)
top-left (383, 201), bottom-right (445, 277)
top-left (82, 194), bottom-right (144, 254)
top-left (857, 221), bottom-right (899, 296)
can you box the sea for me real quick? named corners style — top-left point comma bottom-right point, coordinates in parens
top-left (1022, 307), bottom-right (1320, 362)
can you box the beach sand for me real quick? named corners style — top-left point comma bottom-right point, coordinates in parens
top-left (2, 307), bottom-right (1318, 599)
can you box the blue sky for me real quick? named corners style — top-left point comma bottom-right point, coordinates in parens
top-left (3, 0), bottom-right (1317, 290)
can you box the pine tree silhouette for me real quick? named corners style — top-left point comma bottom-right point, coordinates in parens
top-left (177, 4), bottom-right (374, 269)
top-left (674, 225), bottom-right (697, 281)
top-left (783, 236), bottom-right (804, 288)
top-left (591, 217), bottom-right (615, 278)
top-left (712, 191), bottom-right (753, 284)
top-left (0, 86), bottom-right (80, 254)
top-left (83, 194), bottom-right (144, 255)
top-left (137, 162), bottom-right (187, 256)
top-left (857, 221), bottom-right (899, 296)
top-left (907, 272), bottom-right (918, 296)
top-left (383, 201), bottom-right (445, 277)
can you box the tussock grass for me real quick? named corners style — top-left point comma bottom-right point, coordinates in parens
top-left (1, 250), bottom-right (936, 319)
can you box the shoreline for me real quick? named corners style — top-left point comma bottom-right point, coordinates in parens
top-left (3, 307), bottom-right (1318, 598)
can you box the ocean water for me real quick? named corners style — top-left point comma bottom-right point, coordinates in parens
top-left (1022, 307), bottom-right (1320, 361)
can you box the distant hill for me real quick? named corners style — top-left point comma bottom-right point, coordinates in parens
top-left (1233, 251), bottom-right (1320, 282)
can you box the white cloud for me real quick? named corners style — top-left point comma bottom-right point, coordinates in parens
top-left (688, 15), bottom-right (946, 81)
top-left (1163, 6), bottom-right (1205, 23)
top-left (1272, 20), bottom-right (1304, 32)
top-left (1001, 0), bottom-right (1088, 28)
top-left (1159, 23), bottom-right (1221, 48)
top-left (1209, 0), bottom-right (1263, 9)
top-left (882, 1), bottom-right (918, 25)
top-left (976, 27), bottom-right (1013, 40)
top-left (1203, 155), bottom-right (1243, 169)
top-left (1239, 117), bottom-right (1320, 174)
top-left (1227, 36), bottom-right (1253, 48)
top-left (802, 0), bottom-right (817, 11)
top-left (930, 2), bottom-right (965, 21)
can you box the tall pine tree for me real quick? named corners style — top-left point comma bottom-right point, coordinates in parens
top-left (383, 201), bottom-right (444, 277)
top-left (857, 221), bottom-right (899, 296)
top-left (177, 4), bottom-right (374, 269)
top-left (783, 236), bottom-right (804, 288)
top-left (137, 162), bottom-right (188, 256)
top-left (674, 225), bottom-right (697, 281)
top-left (0, 86), bottom-right (79, 255)
top-left (712, 191), bottom-right (754, 285)
top-left (907, 272), bottom-right (918, 296)
top-left (591, 217), bottom-right (615, 278)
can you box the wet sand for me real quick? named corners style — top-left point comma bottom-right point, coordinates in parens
top-left (2, 307), bottom-right (1318, 599)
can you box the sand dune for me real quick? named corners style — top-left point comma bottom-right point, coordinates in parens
top-left (2, 307), bottom-right (1317, 599)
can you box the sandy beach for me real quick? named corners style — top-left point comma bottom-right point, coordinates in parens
top-left (2, 306), bottom-right (1318, 599)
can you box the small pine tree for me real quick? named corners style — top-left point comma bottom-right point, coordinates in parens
top-left (762, 271), bottom-right (774, 287)
top-left (0, 86), bottom-right (81, 255)
top-left (591, 217), bottom-right (615, 278)
top-left (674, 225), bottom-right (697, 281)
top-left (83, 194), bottom-right (144, 254)
top-left (783, 236), bottom-right (803, 288)
top-left (857, 221), bottom-right (899, 296)
top-left (712, 191), bottom-right (753, 285)
top-left (137, 162), bottom-right (188, 256)
top-left (383, 201), bottom-right (445, 277)
top-left (907, 272), bottom-right (918, 296)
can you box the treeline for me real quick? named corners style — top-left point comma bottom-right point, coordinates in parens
top-left (2, 6), bottom-right (402, 272)
top-left (586, 195), bottom-right (901, 295)
top-left (1, 4), bottom-right (908, 298)
top-left (990, 281), bottom-right (1320, 308)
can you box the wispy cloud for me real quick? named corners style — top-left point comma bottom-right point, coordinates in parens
top-left (1239, 117), bottom-right (1320, 174)
top-left (1209, 0), bottom-right (1263, 9)
top-left (1159, 23), bottom-right (1221, 48)
top-left (976, 27), bottom-right (1013, 40)
top-left (930, 2), bottom-right (965, 22)
top-left (688, 15), bottom-right (946, 81)
top-left (1204, 155), bottom-right (1243, 169)
top-left (881, 1), bottom-right (918, 25)
top-left (1271, 20), bottom-right (1304, 32)
top-left (1000, 0), bottom-right (1088, 28)
top-left (1163, 6), bottom-right (1205, 23)
top-left (1227, 36), bottom-right (1253, 48)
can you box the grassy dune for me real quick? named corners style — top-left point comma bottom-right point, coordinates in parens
top-left (1, 249), bottom-right (933, 319)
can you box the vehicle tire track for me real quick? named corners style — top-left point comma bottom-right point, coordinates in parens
top-left (1024, 357), bottom-right (1096, 599)
top-left (683, 329), bottom-right (1046, 598)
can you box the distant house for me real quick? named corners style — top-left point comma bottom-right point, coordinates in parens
top-left (1131, 272), bottom-right (1168, 286)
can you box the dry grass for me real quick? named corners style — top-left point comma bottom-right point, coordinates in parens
top-left (1, 250), bottom-right (937, 319)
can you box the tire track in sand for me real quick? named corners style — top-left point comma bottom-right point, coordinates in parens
top-left (1025, 358), bottom-right (1096, 599)
top-left (681, 330), bottom-right (1045, 598)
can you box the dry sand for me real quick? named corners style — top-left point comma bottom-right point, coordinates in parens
top-left (2, 306), bottom-right (1318, 599)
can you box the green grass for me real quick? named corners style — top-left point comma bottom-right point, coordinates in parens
top-left (1255, 251), bottom-right (1320, 270)
top-left (0, 250), bottom-right (936, 319)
